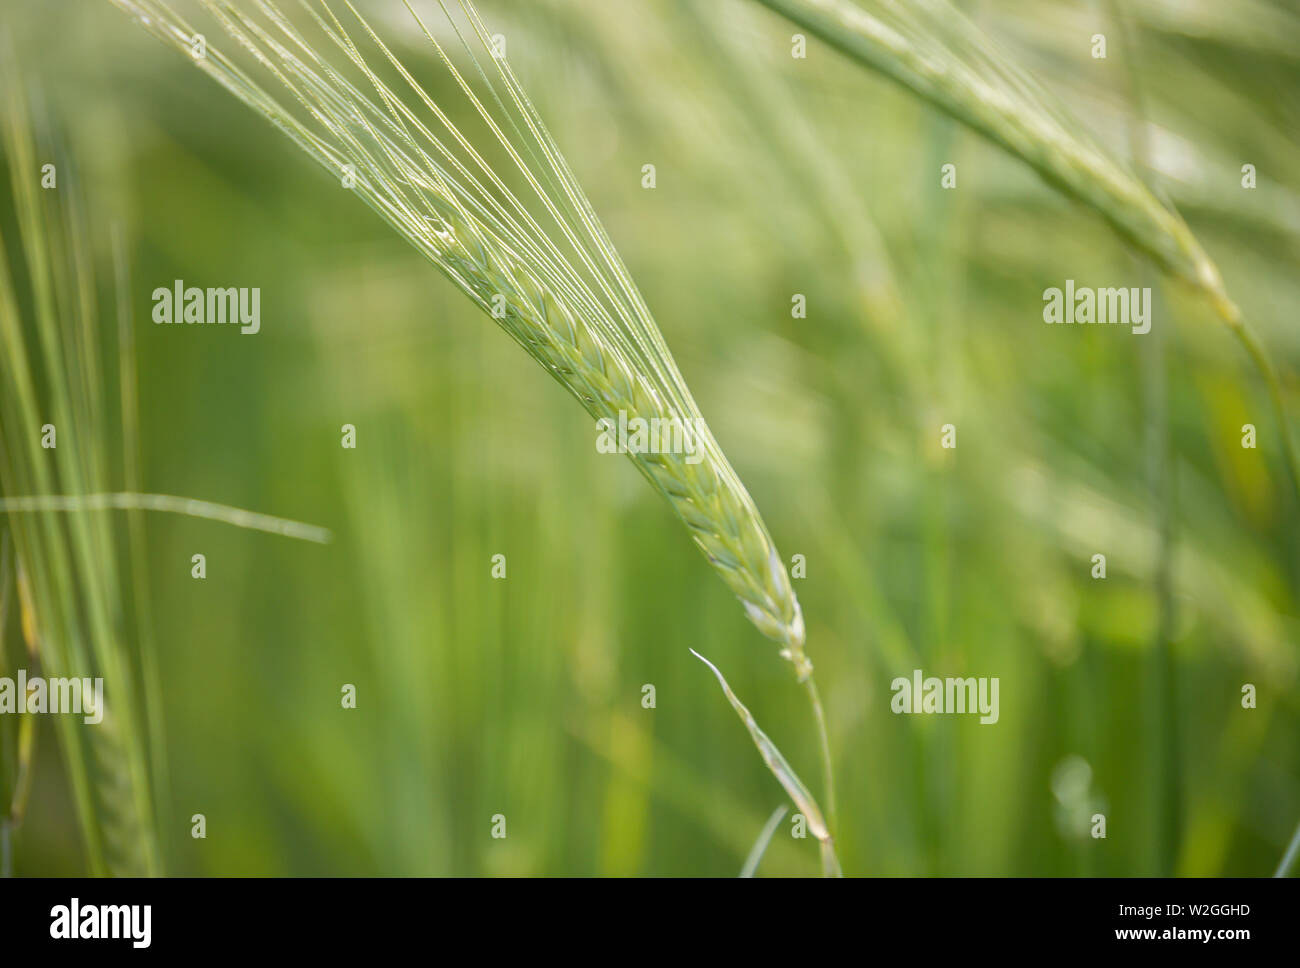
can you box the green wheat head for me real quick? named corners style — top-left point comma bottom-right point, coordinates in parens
top-left (109, 0), bottom-right (810, 671)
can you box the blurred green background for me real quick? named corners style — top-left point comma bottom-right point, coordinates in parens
top-left (2, 0), bottom-right (1299, 875)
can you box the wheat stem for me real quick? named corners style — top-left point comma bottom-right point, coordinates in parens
top-left (803, 673), bottom-right (838, 841)
top-left (1231, 322), bottom-right (1300, 499)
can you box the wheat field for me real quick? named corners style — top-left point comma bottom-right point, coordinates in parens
top-left (1, 0), bottom-right (1298, 877)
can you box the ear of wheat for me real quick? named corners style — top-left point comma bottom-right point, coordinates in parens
top-left (755, 0), bottom-right (1234, 318)
top-left (755, 0), bottom-right (1300, 500)
top-left (110, 0), bottom-right (810, 672)
top-left (109, 0), bottom-right (848, 875)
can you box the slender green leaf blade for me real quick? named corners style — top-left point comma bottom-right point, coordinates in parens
top-left (690, 649), bottom-right (829, 842)
top-left (740, 804), bottom-right (788, 877)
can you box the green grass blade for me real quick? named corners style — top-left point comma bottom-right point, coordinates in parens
top-left (0, 493), bottom-right (333, 544)
top-left (740, 804), bottom-right (788, 877)
top-left (1, 46), bottom-right (120, 873)
top-left (1276, 819), bottom-right (1300, 877)
top-left (690, 648), bottom-right (836, 873)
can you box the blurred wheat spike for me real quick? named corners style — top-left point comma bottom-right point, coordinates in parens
top-left (0, 53), bottom-right (162, 875)
top-left (755, 0), bottom-right (1300, 491)
top-left (755, 0), bottom-right (1238, 322)
top-left (108, 0), bottom-right (810, 668)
